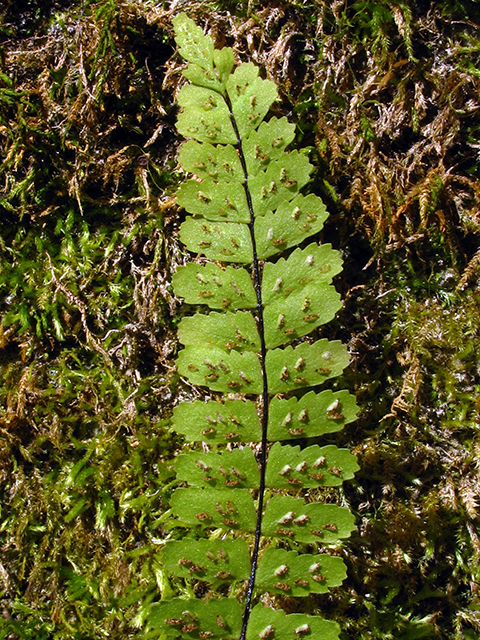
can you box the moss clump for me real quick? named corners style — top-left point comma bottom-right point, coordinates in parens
top-left (1, 1), bottom-right (480, 639)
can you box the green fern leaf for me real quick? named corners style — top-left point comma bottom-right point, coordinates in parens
top-left (172, 14), bottom-right (215, 71)
top-left (170, 488), bottom-right (257, 531)
top-left (262, 496), bottom-right (356, 544)
top-left (256, 548), bottom-right (347, 595)
top-left (172, 263), bottom-right (257, 309)
top-left (263, 285), bottom-right (342, 348)
top-left (178, 311), bottom-right (261, 352)
top-left (261, 243), bottom-right (343, 303)
top-left (266, 339), bottom-right (350, 394)
top-left (174, 448), bottom-right (260, 488)
top-left (249, 152), bottom-right (314, 218)
top-left (179, 218), bottom-right (253, 262)
top-left (254, 194), bottom-right (329, 258)
top-left (149, 598), bottom-right (242, 639)
top-left (177, 181), bottom-right (250, 222)
top-left (213, 47), bottom-right (236, 86)
top-left (265, 442), bottom-right (360, 488)
top-left (181, 45), bottom-right (235, 92)
top-left (242, 117), bottom-right (296, 175)
top-left (261, 242), bottom-right (344, 348)
top-left (176, 346), bottom-right (263, 393)
top-left (161, 539), bottom-right (251, 583)
top-left (178, 140), bottom-right (243, 182)
top-left (176, 85), bottom-right (236, 144)
top-left (149, 14), bottom-right (359, 640)
top-left (225, 63), bottom-right (278, 139)
top-left (267, 390), bottom-right (358, 440)
top-left (171, 399), bottom-right (261, 443)
top-left (246, 605), bottom-right (340, 640)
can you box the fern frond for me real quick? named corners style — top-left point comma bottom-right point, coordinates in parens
top-left (148, 14), bottom-right (359, 640)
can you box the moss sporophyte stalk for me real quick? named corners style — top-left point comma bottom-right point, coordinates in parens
top-left (147, 15), bottom-right (359, 640)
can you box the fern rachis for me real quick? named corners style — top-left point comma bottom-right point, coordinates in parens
top-left (148, 15), bottom-right (359, 640)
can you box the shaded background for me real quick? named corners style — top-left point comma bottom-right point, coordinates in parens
top-left (1, 0), bottom-right (480, 638)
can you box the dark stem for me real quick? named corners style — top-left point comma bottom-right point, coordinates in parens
top-left (225, 94), bottom-right (269, 640)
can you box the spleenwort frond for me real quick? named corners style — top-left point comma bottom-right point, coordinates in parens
top-left (148, 14), bottom-right (359, 640)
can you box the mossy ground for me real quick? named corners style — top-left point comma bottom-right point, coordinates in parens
top-left (1, 1), bottom-right (480, 638)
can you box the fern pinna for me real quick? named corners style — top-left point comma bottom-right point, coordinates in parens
top-left (148, 15), bottom-right (359, 640)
